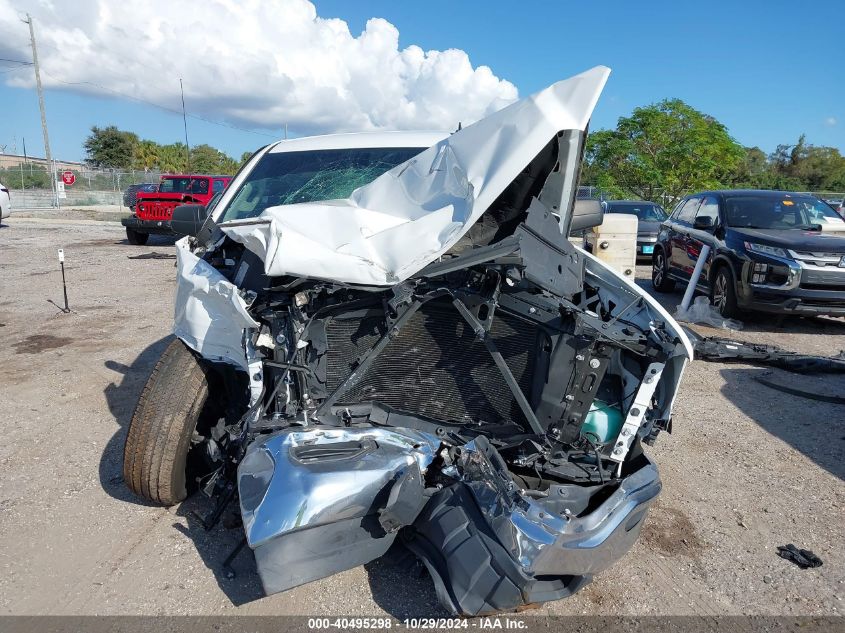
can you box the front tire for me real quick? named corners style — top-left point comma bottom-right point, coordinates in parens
top-left (710, 265), bottom-right (740, 319)
top-left (126, 227), bottom-right (149, 245)
top-left (651, 250), bottom-right (676, 292)
top-left (122, 339), bottom-right (216, 506)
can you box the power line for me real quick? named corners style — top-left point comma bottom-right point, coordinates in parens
top-left (0, 57), bottom-right (33, 65)
top-left (9, 35), bottom-right (280, 140)
top-left (39, 69), bottom-right (277, 139)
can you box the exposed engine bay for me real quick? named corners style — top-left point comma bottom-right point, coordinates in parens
top-left (164, 67), bottom-right (692, 615)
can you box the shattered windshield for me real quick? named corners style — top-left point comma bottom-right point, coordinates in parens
top-left (217, 147), bottom-right (425, 223)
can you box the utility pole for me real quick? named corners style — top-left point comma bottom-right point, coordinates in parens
top-left (180, 78), bottom-right (191, 172)
top-left (23, 13), bottom-right (57, 208)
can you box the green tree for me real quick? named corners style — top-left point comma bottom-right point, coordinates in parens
top-left (761, 134), bottom-right (845, 191)
top-left (156, 143), bottom-right (189, 173)
top-left (584, 99), bottom-right (744, 206)
top-left (83, 125), bottom-right (139, 168)
top-left (132, 140), bottom-right (160, 171)
top-left (189, 144), bottom-right (239, 174)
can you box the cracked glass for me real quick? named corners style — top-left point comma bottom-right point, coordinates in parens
top-left (218, 147), bottom-right (425, 223)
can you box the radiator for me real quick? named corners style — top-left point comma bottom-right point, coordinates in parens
top-left (325, 302), bottom-right (540, 426)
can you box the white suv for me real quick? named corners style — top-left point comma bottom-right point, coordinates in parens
top-left (0, 183), bottom-right (10, 222)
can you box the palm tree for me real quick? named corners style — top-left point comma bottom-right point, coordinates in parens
top-left (133, 140), bottom-right (160, 171)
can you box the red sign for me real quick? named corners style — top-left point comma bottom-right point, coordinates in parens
top-left (61, 171), bottom-right (76, 186)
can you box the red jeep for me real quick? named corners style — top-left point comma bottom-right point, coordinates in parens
top-left (122, 174), bottom-right (231, 245)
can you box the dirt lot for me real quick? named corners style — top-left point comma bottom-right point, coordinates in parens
top-left (0, 217), bottom-right (843, 617)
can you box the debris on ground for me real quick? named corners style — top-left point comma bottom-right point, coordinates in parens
top-left (127, 252), bottom-right (176, 260)
top-left (684, 327), bottom-right (845, 374)
top-left (777, 544), bottom-right (823, 569)
top-left (674, 296), bottom-right (743, 330)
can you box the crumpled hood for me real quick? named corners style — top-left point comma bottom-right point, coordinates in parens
top-left (219, 66), bottom-right (610, 285)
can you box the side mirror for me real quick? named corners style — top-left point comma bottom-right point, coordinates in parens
top-left (171, 204), bottom-right (208, 237)
top-left (570, 199), bottom-right (604, 232)
top-left (693, 216), bottom-right (714, 230)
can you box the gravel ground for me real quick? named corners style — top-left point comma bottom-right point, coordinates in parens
top-left (0, 217), bottom-right (842, 617)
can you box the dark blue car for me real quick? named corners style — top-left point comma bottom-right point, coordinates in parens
top-left (652, 190), bottom-right (845, 317)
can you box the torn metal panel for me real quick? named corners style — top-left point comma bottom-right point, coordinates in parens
top-left (405, 436), bottom-right (660, 616)
top-left (173, 237), bottom-right (259, 370)
top-left (455, 436), bottom-right (661, 577)
top-left (238, 427), bottom-right (440, 595)
top-left (219, 66), bottom-right (610, 285)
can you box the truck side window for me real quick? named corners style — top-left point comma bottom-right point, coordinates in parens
top-left (212, 179), bottom-right (226, 194)
top-left (191, 179), bottom-right (210, 194)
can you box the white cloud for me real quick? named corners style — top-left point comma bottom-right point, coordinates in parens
top-left (824, 117), bottom-right (837, 127)
top-left (0, 0), bottom-right (518, 135)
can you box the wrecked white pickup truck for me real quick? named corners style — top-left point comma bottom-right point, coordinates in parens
top-left (122, 66), bottom-right (692, 615)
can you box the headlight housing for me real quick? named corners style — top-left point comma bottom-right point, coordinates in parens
top-left (744, 242), bottom-right (788, 258)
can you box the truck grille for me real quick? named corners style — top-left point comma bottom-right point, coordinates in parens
top-left (324, 302), bottom-right (541, 427)
top-left (136, 202), bottom-right (172, 221)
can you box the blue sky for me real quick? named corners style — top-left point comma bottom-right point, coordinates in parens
top-left (2, 0), bottom-right (843, 162)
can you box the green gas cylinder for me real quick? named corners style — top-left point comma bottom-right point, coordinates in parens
top-left (581, 400), bottom-right (624, 445)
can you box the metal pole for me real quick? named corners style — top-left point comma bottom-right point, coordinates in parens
top-left (180, 78), bottom-right (190, 172)
top-left (58, 249), bottom-right (69, 312)
top-left (55, 159), bottom-right (61, 209)
top-left (20, 137), bottom-right (26, 209)
top-left (680, 244), bottom-right (711, 311)
top-left (23, 14), bottom-right (56, 208)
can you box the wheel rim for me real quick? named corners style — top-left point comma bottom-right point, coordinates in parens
top-left (714, 274), bottom-right (727, 311)
top-left (653, 254), bottom-right (664, 285)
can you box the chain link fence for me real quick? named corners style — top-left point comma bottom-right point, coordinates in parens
top-left (3, 161), bottom-right (844, 212)
top-left (0, 162), bottom-right (162, 209)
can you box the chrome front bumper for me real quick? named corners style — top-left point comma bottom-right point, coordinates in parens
top-left (237, 426), bottom-right (661, 613)
top-left (456, 436), bottom-right (661, 577)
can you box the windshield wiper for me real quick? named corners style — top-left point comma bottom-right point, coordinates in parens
top-left (791, 224), bottom-right (822, 231)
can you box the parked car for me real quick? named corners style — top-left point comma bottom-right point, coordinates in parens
top-left (652, 189), bottom-right (845, 317)
top-left (0, 182), bottom-right (10, 223)
top-left (121, 174), bottom-right (231, 245)
top-left (603, 200), bottom-right (668, 259)
top-left (122, 182), bottom-right (158, 210)
top-left (120, 68), bottom-right (694, 616)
